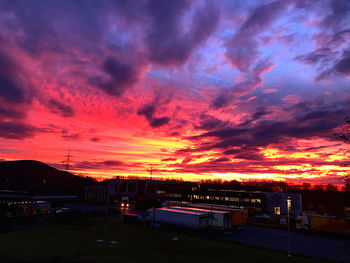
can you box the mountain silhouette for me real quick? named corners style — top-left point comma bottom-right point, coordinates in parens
top-left (0, 160), bottom-right (93, 195)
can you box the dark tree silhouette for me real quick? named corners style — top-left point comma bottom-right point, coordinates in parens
top-left (334, 117), bottom-right (350, 145)
top-left (342, 176), bottom-right (350, 192)
top-left (334, 117), bottom-right (350, 192)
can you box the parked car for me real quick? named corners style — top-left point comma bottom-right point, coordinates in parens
top-left (253, 214), bottom-right (271, 220)
top-left (55, 207), bottom-right (72, 214)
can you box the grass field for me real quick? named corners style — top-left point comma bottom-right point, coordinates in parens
top-left (0, 220), bottom-right (326, 263)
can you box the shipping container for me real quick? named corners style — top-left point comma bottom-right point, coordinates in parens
top-left (145, 207), bottom-right (209, 229)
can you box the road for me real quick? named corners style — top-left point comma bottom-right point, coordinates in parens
top-left (110, 206), bottom-right (350, 262)
top-left (226, 225), bottom-right (350, 262)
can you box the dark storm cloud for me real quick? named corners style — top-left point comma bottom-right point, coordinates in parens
top-left (112, 0), bottom-right (220, 66)
top-left (242, 1), bottom-right (285, 30)
top-left (224, 147), bottom-right (265, 161)
top-left (137, 103), bottom-right (170, 128)
top-left (0, 122), bottom-right (36, 139)
top-left (211, 92), bottom-right (233, 109)
top-left (137, 104), bottom-right (156, 122)
top-left (252, 106), bottom-right (272, 120)
top-left (296, 0), bottom-right (350, 80)
top-left (0, 48), bottom-right (34, 139)
top-left (191, 127), bottom-right (248, 140)
top-left (195, 114), bottom-right (228, 130)
top-left (48, 99), bottom-right (75, 117)
top-left (112, 0), bottom-right (148, 22)
top-left (91, 56), bottom-right (140, 97)
top-left (330, 29), bottom-right (350, 46)
top-left (324, 0), bottom-right (350, 27)
top-left (295, 48), bottom-right (338, 65)
top-left (74, 160), bottom-right (125, 169)
top-left (0, 51), bottom-right (26, 104)
top-left (209, 157), bottom-right (230, 163)
top-left (300, 49), bottom-right (350, 80)
top-left (1, 0), bottom-right (105, 55)
top-left (150, 117), bottom-right (171, 128)
top-left (225, 1), bottom-right (286, 71)
top-left (146, 0), bottom-right (220, 66)
top-left (181, 157), bottom-right (192, 164)
top-left (61, 133), bottom-right (80, 141)
top-left (304, 145), bottom-right (337, 151)
top-left (248, 106), bottom-right (344, 146)
top-left (333, 52), bottom-right (350, 74)
top-left (317, 49), bottom-right (350, 79)
top-left (0, 106), bottom-right (25, 119)
top-left (237, 152), bottom-right (265, 161)
top-left (102, 160), bottom-right (124, 166)
top-left (185, 100), bottom-right (347, 157)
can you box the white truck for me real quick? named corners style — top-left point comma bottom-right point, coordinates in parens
top-left (145, 207), bottom-right (209, 229)
top-left (168, 206), bottom-right (232, 230)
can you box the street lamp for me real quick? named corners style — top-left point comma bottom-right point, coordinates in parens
top-left (287, 196), bottom-right (292, 257)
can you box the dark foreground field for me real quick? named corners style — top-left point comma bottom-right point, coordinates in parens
top-left (0, 220), bottom-right (326, 263)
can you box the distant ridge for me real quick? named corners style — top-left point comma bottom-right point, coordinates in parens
top-left (0, 160), bottom-right (90, 194)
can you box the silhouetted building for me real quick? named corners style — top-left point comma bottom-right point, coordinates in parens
top-left (84, 178), bottom-right (302, 215)
top-left (0, 190), bottom-right (77, 218)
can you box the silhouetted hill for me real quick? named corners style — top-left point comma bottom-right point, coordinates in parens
top-left (0, 160), bottom-right (95, 195)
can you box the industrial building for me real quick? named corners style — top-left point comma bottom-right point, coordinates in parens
top-left (0, 190), bottom-right (77, 218)
top-left (84, 177), bottom-right (302, 215)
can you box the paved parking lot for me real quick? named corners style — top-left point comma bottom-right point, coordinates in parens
top-left (104, 206), bottom-right (350, 262)
top-left (226, 225), bottom-right (350, 262)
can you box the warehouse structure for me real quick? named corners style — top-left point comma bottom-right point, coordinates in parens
top-left (84, 177), bottom-right (302, 215)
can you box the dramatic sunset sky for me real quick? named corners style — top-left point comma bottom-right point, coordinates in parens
top-left (0, 0), bottom-right (350, 184)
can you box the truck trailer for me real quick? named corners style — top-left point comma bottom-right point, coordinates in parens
top-left (169, 206), bottom-right (232, 230)
top-left (185, 203), bottom-right (246, 226)
top-left (145, 207), bottom-right (209, 229)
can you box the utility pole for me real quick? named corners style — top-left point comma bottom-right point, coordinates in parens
top-left (106, 186), bottom-right (109, 218)
top-left (147, 164), bottom-right (153, 178)
top-left (64, 151), bottom-right (73, 171)
top-left (287, 196), bottom-right (292, 257)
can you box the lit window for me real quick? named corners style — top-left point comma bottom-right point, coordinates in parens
top-left (251, 198), bottom-right (261, 203)
top-left (274, 206), bottom-right (281, 215)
